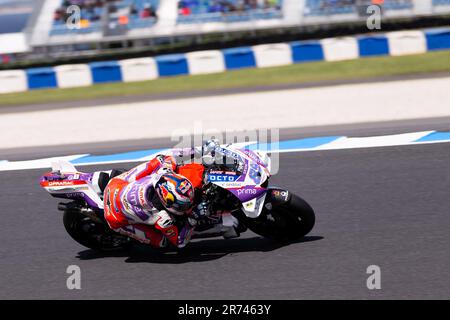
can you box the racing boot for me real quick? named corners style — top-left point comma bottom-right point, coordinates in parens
top-left (177, 218), bottom-right (197, 249)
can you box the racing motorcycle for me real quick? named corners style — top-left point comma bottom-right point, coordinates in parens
top-left (39, 144), bottom-right (315, 251)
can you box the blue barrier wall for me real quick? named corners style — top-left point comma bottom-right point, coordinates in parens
top-left (156, 54), bottom-right (189, 77)
top-left (89, 61), bottom-right (122, 84)
top-left (222, 47), bottom-right (257, 70)
top-left (290, 41), bottom-right (324, 63)
top-left (1, 27), bottom-right (450, 94)
top-left (358, 36), bottom-right (390, 57)
top-left (26, 67), bottom-right (57, 90)
top-left (425, 29), bottom-right (450, 51)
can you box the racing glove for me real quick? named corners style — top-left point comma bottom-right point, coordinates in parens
top-left (191, 201), bottom-right (211, 221)
top-left (202, 139), bottom-right (219, 154)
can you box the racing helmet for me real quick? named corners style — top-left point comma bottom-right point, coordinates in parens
top-left (155, 172), bottom-right (195, 215)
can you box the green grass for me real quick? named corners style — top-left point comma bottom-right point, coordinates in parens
top-left (1, 50), bottom-right (450, 106)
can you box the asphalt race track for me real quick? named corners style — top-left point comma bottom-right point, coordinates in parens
top-left (1, 123), bottom-right (450, 299)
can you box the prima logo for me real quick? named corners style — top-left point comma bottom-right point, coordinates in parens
top-left (367, 4), bottom-right (382, 30)
top-left (66, 5), bottom-right (81, 30)
top-left (237, 188), bottom-right (257, 196)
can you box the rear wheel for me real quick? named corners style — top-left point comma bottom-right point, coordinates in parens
top-left (244, 193), bottom-right (315, 241)
top-left (63, 209), bottom-right (131, 251)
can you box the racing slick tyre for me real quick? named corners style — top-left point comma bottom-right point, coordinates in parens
top-left (63, 209), bottom-right (131, 252)
top-left (244, 193), bottom-right (315, 241)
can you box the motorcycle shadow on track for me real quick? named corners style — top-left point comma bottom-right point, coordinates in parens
top-left (76, 236), bottom-right (324, 264)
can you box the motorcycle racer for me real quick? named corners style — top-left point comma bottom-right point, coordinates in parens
top-left (103, 154), bottom-right (207, 249)
top-left (40, 139), bottom-right (316, 253)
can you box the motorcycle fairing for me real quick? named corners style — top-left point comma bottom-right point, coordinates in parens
top-left (40, 160), bottom-right (107, 210)
top-left (205, 145), bottom-right (272, 218)
top-left (240, 193), bottom-right (267, 218)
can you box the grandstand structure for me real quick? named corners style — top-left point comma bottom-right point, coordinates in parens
top-left (1, 0), bottom-right (450, 63)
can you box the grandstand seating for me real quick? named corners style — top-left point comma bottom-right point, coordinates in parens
top-left (108, 0), bottom-right (158, 30)
top-left (177, 0), bottom-right (283, 24)
top-left (433, 0), bottom-right (450, 6)
top-left (50, 0), bottom-right (159, 36)
top-left (45, 0), bottom-right (450, 37)
top-left (303, 0), bottom-right (414, 16)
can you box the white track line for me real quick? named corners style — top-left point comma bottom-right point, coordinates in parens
top-left (1, 131), bottom-right (450, 171)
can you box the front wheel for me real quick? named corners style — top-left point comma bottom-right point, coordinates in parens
top-left (63, 209), bottom-right (131, 251)
top-left (244, 193), bottom-right (315, 241)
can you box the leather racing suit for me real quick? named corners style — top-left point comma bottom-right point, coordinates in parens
top-left (103, 154), bottom-right (205, 249)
